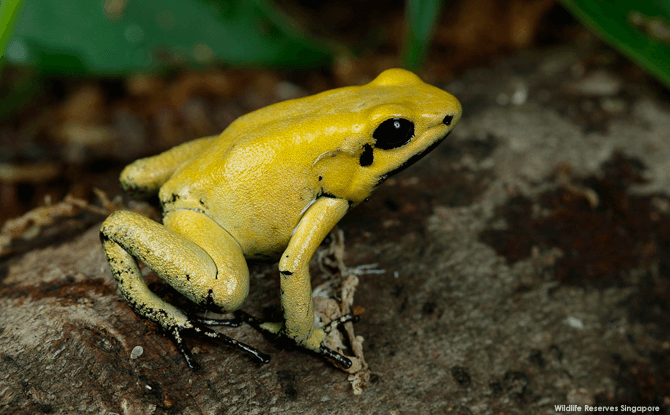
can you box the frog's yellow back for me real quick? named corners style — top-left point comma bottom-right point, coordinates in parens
top-left (156, 69), bottom-right (461, 256)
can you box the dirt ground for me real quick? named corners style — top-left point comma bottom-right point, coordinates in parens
top-left (2, 40), bottom-right (670, 414)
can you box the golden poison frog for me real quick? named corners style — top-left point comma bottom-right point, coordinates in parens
top-left (100, 68), bottom-right (462, 370)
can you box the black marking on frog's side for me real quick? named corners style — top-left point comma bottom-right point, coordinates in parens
top-left (359, 144), bottom-right (374, 167)
top-left (171, 193), bottom-right (180, 202)
top-left (318, 176), bottom-right (323, 181)
top-left (280, 270), bottom-right (293, 276)
top-left (320, 191), bottom-right (338, 199)
top-left (199, 199), bottom-right (206, 207)
top-left (185, 274), bottom-right (191, 282)
top-left (376, 131), bottom-right (451, 186)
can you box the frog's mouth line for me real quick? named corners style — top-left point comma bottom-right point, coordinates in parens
top-left (376, 130), bottom-right (452, 186)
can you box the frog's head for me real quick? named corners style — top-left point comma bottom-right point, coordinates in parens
top-left (364, 69), bottom-right (461, 183)
top-left (314, 68), bottom-right (462, 203)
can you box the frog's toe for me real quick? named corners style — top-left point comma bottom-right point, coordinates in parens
top-left (190, 322), bottom-right (271, 364)
top-left (318, 315), bottom-right (360, 369)
top-left (319, 345), bottom-right (352, 369)
top-left (167, 326), bottom-right (201, 371)
top-left (322, 313), bottom-right (359, 334)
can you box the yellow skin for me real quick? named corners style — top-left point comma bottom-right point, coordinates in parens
top-left (100, 68), bottom-right (462, 369)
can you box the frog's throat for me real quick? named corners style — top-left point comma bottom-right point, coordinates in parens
top-left (376, 130), bottom-right (452, 186)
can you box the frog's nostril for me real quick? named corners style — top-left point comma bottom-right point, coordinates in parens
top-left (442, 114), bottom-right (454, 126)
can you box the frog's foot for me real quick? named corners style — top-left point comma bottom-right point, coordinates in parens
top-left (168, 321), bottom-right (271, 371)
top-left (233, 310), bottom-right (357, 369)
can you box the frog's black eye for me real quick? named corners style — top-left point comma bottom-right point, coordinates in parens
top-left (373, 118), bottom-right (414, 150)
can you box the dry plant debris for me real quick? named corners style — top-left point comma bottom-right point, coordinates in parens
top-left (313, 228), bottom-right (384, 394)
top-left (0, 189), bottom-right (157, 258)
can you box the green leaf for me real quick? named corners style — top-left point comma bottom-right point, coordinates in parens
top-left (5, 0), bottom-right (334, 75)
top-left (560, 0), bottom-right (670, 90)
top-left (402, 0), bottom-right (444, 71)
top-left (0, 0), bottom-right (26, 60)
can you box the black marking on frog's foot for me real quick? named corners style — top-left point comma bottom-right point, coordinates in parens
top-left (443, 114), bottom-right (454, 126)
top-left (194, 315), bottom-right (243, 327)
top-left (359, 144), bottom-right (374, 167)
top-left (234, 310), bottom-right (290, 345)
top-left (197, 323), bottom-right (271, 364)
top-left (169, 322), bottom-right (271, 370)
top-left (280, 270), bottom-right (293, 276)
top-left (170, 328), bottom-right (200, 370)
top-left (319, 346), bottom-right (352, 369)
top-left (234, 310), bottom-right (354, 369)
top-left (185, 274), bottom-right (191, 281)
top-left (234, 310), bottom-right (266, 331)
top-left (322, 313), bottom-right (360, 334)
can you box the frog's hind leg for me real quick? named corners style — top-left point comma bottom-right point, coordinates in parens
top-left (120, 136), bottom-right (216, 197)
top-left (100, 209), bottom-right (269, 370)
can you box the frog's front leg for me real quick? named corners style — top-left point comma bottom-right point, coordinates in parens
top-left (240, 196), bottom-right (355, 367)
top-left (100, 209), bottom-right (269, 370)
